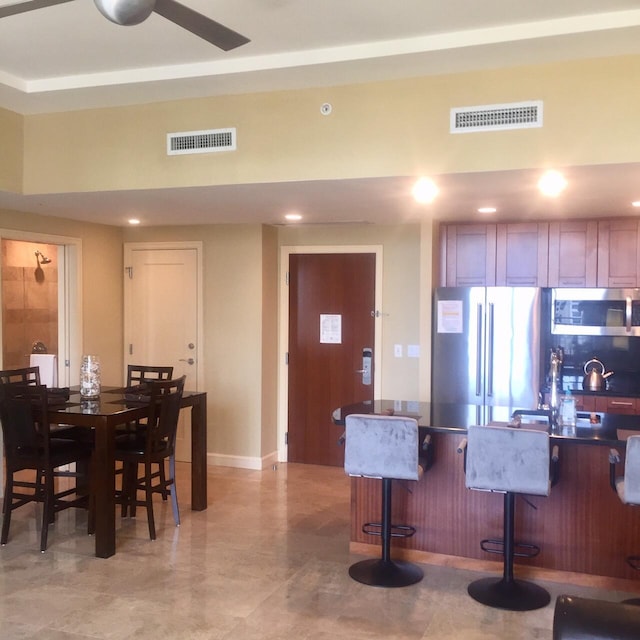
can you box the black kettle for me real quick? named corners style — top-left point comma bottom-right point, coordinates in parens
top-left (582, 358), bottom-right (614, 392)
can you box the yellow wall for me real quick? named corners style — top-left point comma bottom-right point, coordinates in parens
top-left (0, 108), bottom-right (22, 193)
top-left (19, 55), bottom-right (640, 196)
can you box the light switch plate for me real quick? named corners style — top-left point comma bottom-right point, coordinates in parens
top-left (394, 344), bottom-right (403, 357)
top-left (408, 344), bottom-right (420, 358)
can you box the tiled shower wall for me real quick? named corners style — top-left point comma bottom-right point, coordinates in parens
top-left (2, 239), bottom-right (58, 369)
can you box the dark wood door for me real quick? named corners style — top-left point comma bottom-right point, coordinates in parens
top-left (288, 253), bottom-right (376, 466)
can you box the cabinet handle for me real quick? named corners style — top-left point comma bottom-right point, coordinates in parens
top-left (610, 400), bottom-right (634, 407)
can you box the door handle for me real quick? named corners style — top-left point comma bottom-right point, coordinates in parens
top-left (179, 358), bottom-right (195, 365)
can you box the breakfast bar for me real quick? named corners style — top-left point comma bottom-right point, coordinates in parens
top-left (333, 400), bottom-right (640, 582)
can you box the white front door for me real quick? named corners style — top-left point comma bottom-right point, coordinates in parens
top-left (124, 243), bottom-right (203, 462)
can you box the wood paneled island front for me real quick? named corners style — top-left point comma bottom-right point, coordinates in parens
top-left (333, 400), bottom-right (640, 583)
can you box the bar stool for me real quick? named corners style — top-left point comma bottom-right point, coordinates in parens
top-left (463, 424), bottom-right (552, 611)
top-left (344, 413), bottom-right (424, 587)
top-left (609, 436), bottom-right (640, 600)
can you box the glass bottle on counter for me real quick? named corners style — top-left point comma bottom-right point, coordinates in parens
top-left (558, 388), bottom-right (577, 431)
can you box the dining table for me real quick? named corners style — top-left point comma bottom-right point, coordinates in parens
top-left (47, 385), bottom-right (207, 558)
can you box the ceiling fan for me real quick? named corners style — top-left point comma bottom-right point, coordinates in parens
top-left (0, 0), bottom-right (250, 51)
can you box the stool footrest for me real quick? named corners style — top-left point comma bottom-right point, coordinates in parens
top-left (626, 556), bottom-right (640, 571)
top-left (362, 521), bottom-right (416, 539)
top-left (480, 537), bottom-right (540, 558)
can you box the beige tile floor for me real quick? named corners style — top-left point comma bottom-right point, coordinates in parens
top-left (1, 461), bottom-right (639, 639)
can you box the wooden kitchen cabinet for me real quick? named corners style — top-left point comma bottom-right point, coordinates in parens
top-left (548, 221), bottom-right (598, 287)
top-left (572, 394), bottom-right (596, 412)
top-left (594, 395), bottom-right (637, 415)
top-left (496, 222), bottom-right (549, 286)
top-left (440, 222), bottom-right (548, 287)
top-left (441, 224), bottom-right (497, 286)
top-left (597, 219), bottom-right (640, 287)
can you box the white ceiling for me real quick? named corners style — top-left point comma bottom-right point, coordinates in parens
top-left (1, 0), bottom-right (640, 227)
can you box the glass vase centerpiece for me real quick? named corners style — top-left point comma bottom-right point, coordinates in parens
top-left (80, 355), bottom-right (101, 399)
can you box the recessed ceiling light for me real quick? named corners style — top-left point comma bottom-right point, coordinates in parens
top-left (128, 218), bottom-right (140, 225)
top-left (412, 177), bottom-right (439, 204)
top-left (538, 170), bottom-right (567, 197)
top-left (632, 201), bottom-right (640, 208)
top-left (285, 213), bottom-right (302, 221)
top-left (478, 207), bottom-right (497, 214)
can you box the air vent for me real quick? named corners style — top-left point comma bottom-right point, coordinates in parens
top-left (450, 100), bottom-right (543, 134)
top-left (167, 128), bottom-right (236, 155)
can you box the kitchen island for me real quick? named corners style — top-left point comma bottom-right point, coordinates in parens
top-left (333, 400), bottom-right (640, 583)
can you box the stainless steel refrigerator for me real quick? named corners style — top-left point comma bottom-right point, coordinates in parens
top-left (431, 287), bottom-right (542, 425)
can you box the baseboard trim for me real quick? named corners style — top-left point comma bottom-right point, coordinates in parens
top-left (207, 450), bottom-right (278, 471)
top-left (349, 542), bottom-right (640, 593)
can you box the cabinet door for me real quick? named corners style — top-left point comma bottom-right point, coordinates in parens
top-left (594, 396), bottom-right (637, 415)
top-left (442, 224), bottom-right (497, 286)
top-left (573, 394), bottom-right (596, 412)
top-left (597, 220), bottom-right (640, 287)
top-left (548, 221), bottom-right (598, 287)
top-left (496, 223), bottom-right (549, 286)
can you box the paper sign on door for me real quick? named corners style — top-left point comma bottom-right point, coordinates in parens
top-left (320, 314), bottom-right (342, 343)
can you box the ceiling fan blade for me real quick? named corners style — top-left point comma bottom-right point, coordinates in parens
top-left (153, 0), bottom-right (250, 51)
top-left (0, 0), bottom-right (74, 19)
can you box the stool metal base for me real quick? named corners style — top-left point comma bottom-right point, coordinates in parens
top-left (349, 558), bottom-right (423, 588)
top-left (468, 576), bottom-right (550, 611)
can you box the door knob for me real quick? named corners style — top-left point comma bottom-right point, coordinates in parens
top-left (179, 358), bottom-right (195, 365)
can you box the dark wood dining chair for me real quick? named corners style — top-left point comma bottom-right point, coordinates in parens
top-left (115, 375), bottom-right (186, 540)
top-left (122, 365), bottom-right (175, 501)
top-left (0, 366), bottom-right (80, 442)
top-left (0, 384), bottom-right (92, 552)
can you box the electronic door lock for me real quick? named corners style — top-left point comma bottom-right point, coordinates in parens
top-left (179, 358), bottom-right (195, 365)
top-left (360, 348), bottom-right (372, 385)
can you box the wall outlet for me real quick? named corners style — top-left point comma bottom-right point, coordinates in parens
top-left (394, 344), bottom-right (403, 357)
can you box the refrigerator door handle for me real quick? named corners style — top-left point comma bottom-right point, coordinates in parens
top-left (487, 302), bottom-right (494, 397)
top-left (476, 303), bottom-right (483, 397)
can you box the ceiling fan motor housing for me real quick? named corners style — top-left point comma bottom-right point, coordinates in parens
top-left (94, 0), bottom-right (155, 26)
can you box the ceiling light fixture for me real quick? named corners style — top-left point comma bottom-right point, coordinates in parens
top-left (412, 177), bottom-right (439, 204)
top-left (285, 213), bottom-right (302, 221)
top-left (538, 170), bottom-right (567, 197)
top-left (478, 207), bottom-right (497, 214)
top-left (632, 201), bottom-right (640, 208)
top-left (128, 218), bottom-right (141, 225)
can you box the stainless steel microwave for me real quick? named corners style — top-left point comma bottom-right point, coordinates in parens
top-left (551, 288), bottom-right (640, 336)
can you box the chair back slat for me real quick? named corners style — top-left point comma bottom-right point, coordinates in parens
top-left (0, 366), bottom-right (41, 386)
top-left (127, 365), bottom-right (174, 386)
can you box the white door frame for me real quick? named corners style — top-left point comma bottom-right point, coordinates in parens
top-left (0, 229), bottom-right (82, 385)
top-left (0, 229), bottom-right (82, 493)
top-left (277, 244), bottom-right (383, 463)
top-left (123, 241), bottom-right (204, 391)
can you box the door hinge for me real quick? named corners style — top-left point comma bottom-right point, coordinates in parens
top-left (285, 352), bottom-right (289, 365)
top-left (285, 432), bottom-right (288, 445)
top-left (285, 271), bottom-right (289, 286)
top-left (129, 344), bottom-right (133, 355)
top-left (125, 266), bottom-right (133, 279)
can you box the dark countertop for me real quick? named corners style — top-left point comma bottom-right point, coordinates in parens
top-left (332, 400), bottom-right (640, 446)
